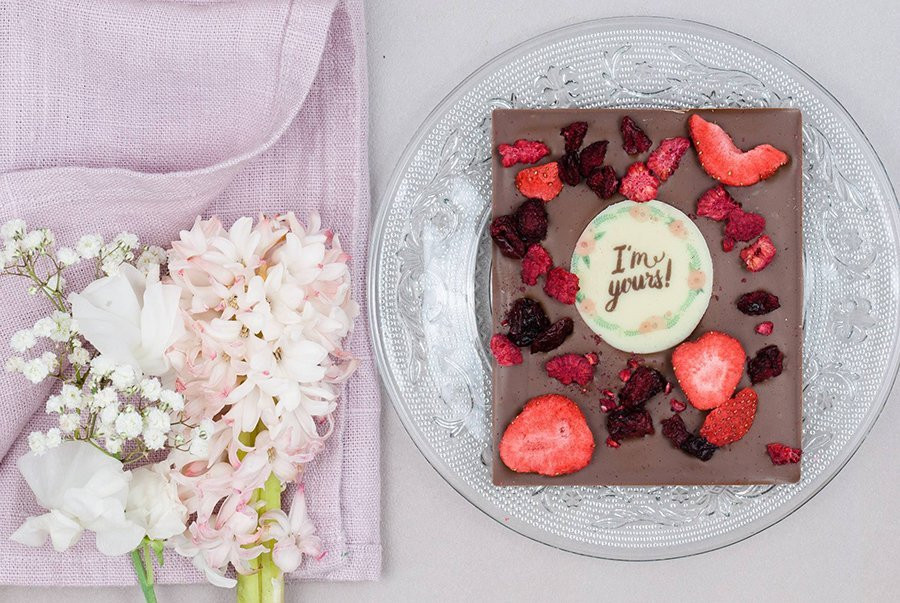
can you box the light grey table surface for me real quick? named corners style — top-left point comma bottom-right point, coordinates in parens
top-left (3, 1), bottom-right (900, 601)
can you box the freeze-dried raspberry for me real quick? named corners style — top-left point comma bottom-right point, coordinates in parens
top-left (722, 237), bottom-right (736, 252)
top-left (558, 152), bottom-right (582, 186)
top-left (618, 366), bottom-right (667, 408)
top-left (490, 334), bottom-right (523, 366)
top-left (661, 414), bottom-right (691, 447)
top-left (725, 208), bottom-right (766, 242)
top-left (560, 121), bottom-right (588, 153)
top-left (579, 140), bottom-right (609, 177)
top-left (767, 443), bottom-right (802, 465)
top-left (545, 353), bottom-right (595, 386)
top-left (497, 139), bottom-right (551, 168)
top-left (696, 185), bottom-right (740, 221)
top-left (748, 344), bottom-right (784, 384)
top-left (621, 115), bottom-right (652, 155)
top-left (619, 162), bottom-right (659, 202)
top-left (586, 165), bottom-right (619, 199)
top-left (513, 198), bottom-right (549, 244)
top-left (647, 137), bottom-right (690, 181)
top-left (607, 407), bottom-right (654, 440)
top-left (740, 235), bottom-right (777, 272)
top-left (755, 321), bottom-right (774, 336)
top-left (736, 290), bottom-right (781, 315)
top-left (505, 298), bottom-right (550, 347)
top-left (530, 318), bottom-right (574, 353)
top-left (521, 244), bottom-right (553, 286)
top-left (490, 215), bottom-right (526, 258)
top-left (544, 267), bottom-right (579, 304)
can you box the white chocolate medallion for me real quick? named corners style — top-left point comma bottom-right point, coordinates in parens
top-left (570, 200), bottom-right (713, 354)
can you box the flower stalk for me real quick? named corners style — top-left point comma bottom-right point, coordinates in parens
top-left (130, 546), bottom-right (158, 603)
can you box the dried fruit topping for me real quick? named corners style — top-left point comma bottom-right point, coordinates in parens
top-left (599, 400), bottom-right (617, 413)
top-left (546, 353), bottom-right (595, 386)
top-left (560, 121), bottom-right (589, 154)
top-left (670, 399), bottom-right (687, 412)
top-left (544, 267), bottom-right (579, 305)
top-left (499, 394), bottom-right (595, 476)
top-left (579, 140), bottom-right (609, 177)
top-left (515, 162), bottom-right (564, 202)
top-left (672, 331), bottom-right (746, 410)
top-left (689, 114), bottom-right (789, 186)
top-left (618, 366), bottom-right (667, 408)
top-left (558, 152), bottom-right (582, 186)
top-left (699, 387), bottom-right (758, 446)
top-left (490, 215), bottom-right (526, 258)
top-left (722, 237), bottom-right (736, 252)
top-left (766, 442), bottom-right (802, 465)
top-left (498, 139), bottom-right (551, 168)
top-left (506, 298), bottom-right (551, 347)
top-left (521, 244), bottom-right (553, 286)
top-left (607, 407), bottom-right (655, 440)
top-left (647, 137), bottom-right (691, 181)
top-left (661, 414), bottom-right (691, 448)
top-left (513, 198), bottom-right (549, 244)
top-left (736, 290), bottom-right (781, 315)
top-left (680, 434), bottom-right (718, 461)
top-left (618, 368), bottom-right (632, 383)
top-left (748, 344), bottom-right (784, 384)
top-left (490, 334), bottom-right (523, 367)
top-left (724, 209), bottom-right (766, 242)
top-left (585, 352), bottom-right (599, 366)
top-left (530, 317), bottom-right (574, 353)
top-left (696, 185), bottom-right (740, 221)
top-left (621, 115), bottom-right (652, 155)
top-left (755, 321), bottom-right (774, 336)
top-left (740, 235), bottom-right (777, 272)
top-left (619, 162), bottom-right (659, 203)
top-left (586, 165), bottom-right (619, 199)
top-left (605, 436), bottom-right (621, 448)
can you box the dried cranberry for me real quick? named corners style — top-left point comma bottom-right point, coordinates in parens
top-left (490, 215), bottom-right (526, 258)
top-left (513, 199), bottom-right (548, 244)
top-left (618, 366), bottom-right (667, 408)
top-left (558, 152), bottom-right (582, 186)
top-left (586, 165), bottom-right (619, 199)
top-left (681, 435), bottom-right (717, 461)
top-left (579, 140), bottom-right (609, 177)
top-left (607, 408), bottom-right (655, 440)
top-left (621, 115), bottom-right (652, 155)
top-left (530, 317), bottom-right (574, 353)
top-left (748, 345), bottom-right (784, 384)
top-left (505, 298), bottom-right (550, 347)
top-left (736, 290), bottom-right (781, 315)
top-left (661, 414), bottom-right (691, 447)
top-left (560, 121), bottom-right (588, 153)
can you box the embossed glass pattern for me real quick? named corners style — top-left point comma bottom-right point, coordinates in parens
top-left (369, 18), bottom-right (900, 559)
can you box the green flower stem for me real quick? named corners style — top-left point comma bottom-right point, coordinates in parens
top-left (130, 548), bottom-right (158, 603)
top-left (259, 472), bottom-right (284, 603)
top-left (237, 428), bottom-right (262, 603)
top-left (143, 539), bottom-right (155, 584)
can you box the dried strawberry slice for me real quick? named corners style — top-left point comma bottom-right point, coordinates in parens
top-left (740, 235), bottom-right (777, 272)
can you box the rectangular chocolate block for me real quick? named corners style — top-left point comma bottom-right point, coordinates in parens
top-left (491, 108), bottom-right (802, 486)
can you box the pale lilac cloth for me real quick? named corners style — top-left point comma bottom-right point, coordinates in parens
top-left (0, 0), bottom-right (380, 585)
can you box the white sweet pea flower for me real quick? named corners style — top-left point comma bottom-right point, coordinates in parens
top-left (70, 264), bottom-right (183, 377)
top-left (76, 234), bottom-right (103, 259)
top-left (11, 441), bottom-right (144, 555)
top-left (125, 464), bottom-right (187, 541)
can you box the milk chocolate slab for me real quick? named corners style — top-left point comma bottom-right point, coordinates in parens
top-left (491, 108), bottom-right (802, 486)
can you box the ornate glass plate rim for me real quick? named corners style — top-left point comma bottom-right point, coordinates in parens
top-left (369, 16), bottom-right (900, 560)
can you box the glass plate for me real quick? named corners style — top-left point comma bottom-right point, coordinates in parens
top-left (369, 17), bottom-right (900, 560)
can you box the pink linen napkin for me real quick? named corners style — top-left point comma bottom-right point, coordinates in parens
top-left (0, 0), bottom-right (380, 585)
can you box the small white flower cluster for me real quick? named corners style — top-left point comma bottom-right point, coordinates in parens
top-left (5, 310), bottom-right (79, 382)
top-left (0, 219), bottom-right (55, 265)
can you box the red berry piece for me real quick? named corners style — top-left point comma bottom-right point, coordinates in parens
top-left (696, 185), bottom-right (740, 221)
top-left (670, 399), bottom-right (687, 412)
top-left (601, 389), bottom-right (616, 399)
top-left (755, 321), bottom-right (774, 336)
top-left (605, 437), bottom-right (620, 449)
top-left (661, 414), bottom-right (691, 448)
top-left (621, 115), bottom-right (652, 155)
top-left (530, 317), bottom-right (574, 353)
top-left (619, 162), bottom-right (660, 202)
top-left (579, 140), bottom-right (609, 177)
top-left (607, 407), bottom-right (654, 440)
top-left (766, 442), bottom-right (802, 465)
top-left (586, 165), bottom-right (619, 199)
top-left (585, 352), bottom-right (599, 366)
top-left (546, 353), bottom-right (595, 386)
top-left (544, 267), bottom-right (579, 304)
top-left (724, 209), bottom-right (766, 242)
top-left (722, 237), bottom-right (736, 252)
top-left (689, 114), bottom-right (789, 186)
top-left (560, 121), bottom-right (589, 154)
top-left (499, 394), bottom-right (595, 476)
top-left (505, 298), bottom-right (550, 347)
top-left (498, 139), bottom-right (551, 168)
top-left (748, 344), bottom-right (784, 384)
top-left (736, 290), bottom-right (781, 315)
top-left (700, 388), bottom-right (758, 446)
top-left (515, 162), bottom-right (563, 202)
top-left (740, 235), bottom-right (777, 272)
top-left (490, 215), bottom-right (526, 258)
top-left (672, 331), bottom-right (746, 410)
top-left (558, 152), bottom-right (582, 186)
top-left (521, 244), bottom-right (553, 286)
top-left (647, 137), bottom-right (690, 181)
top-left (513, 198), bottom-right (549, 244)
top-left (681, 435), bottom-right (718, 461)
top-left (618, 366), bottom-right (667, 408)
top-left (490, 334), bottom-right (523, 366)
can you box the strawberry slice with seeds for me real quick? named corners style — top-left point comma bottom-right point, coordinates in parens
top-left (689, 114), bottom-right (789, 186)
top-left (647, 137), bottom-right (691, 181)
top-left (740, 235), bottom-right (777, 272)
top-left (672, 331), bottom-right (746, 410)
top-left (700, 388), bottom-right (758, 446)
top-left (515, 162), bottom-right (563, 202)
top-left (499, 394), bottom-right (595, 476)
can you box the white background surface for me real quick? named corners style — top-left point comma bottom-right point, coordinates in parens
top-left (3, 1), bottom-right (900, 601)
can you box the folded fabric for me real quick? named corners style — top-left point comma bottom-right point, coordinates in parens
top-left (0, 0), bottom-right (380, 585)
